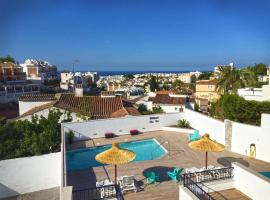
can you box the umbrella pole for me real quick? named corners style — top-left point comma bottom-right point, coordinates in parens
top-left (205, 152), bottom-right (208, 169)
top-left (115, 165), bottom-right (117, 184)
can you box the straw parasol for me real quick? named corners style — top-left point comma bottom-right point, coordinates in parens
top-left (188, 134), bottom-right (225, 169)
top-left (95, 142), bottom-right (136, 184)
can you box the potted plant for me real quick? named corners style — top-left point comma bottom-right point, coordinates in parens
top-left (105, 132), bottom-right (115, 138)
top-left (130, 129), bottom-right (139, 135)
top-left (177, 119), bottom-right (191, 128)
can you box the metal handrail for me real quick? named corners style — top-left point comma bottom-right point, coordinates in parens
top-left (183, 176), bottom-right (214, 200)
top-left (182, 167), bottom-right (234, 200)
top-left (72, 184), bottom-right (124, 200)
top-left (182, 167), bottom-right (234, 183)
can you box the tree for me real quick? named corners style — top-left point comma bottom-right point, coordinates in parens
top-left (197, 72), bottom-right (213, 80)
top-left (0, 109), bottom-right (72, 160)
top-left (210, 94), bottom-right (270, 125)
top-left (172, 79), bottom-right (185, 92)
top-left (0, 55), bottom-right (15, 63)
top-left (137, 104), bottom-right (147, 113)
top-left (191, 74), bottom-right (196, 83)
top-left (148, 76), bottom-right (159, 92)
top-left (216, 66), bottom-right (256, 94)
top-left (123, 74), bottom-right (135, 79)
top-left (247, 63), bottom-right (267, 76)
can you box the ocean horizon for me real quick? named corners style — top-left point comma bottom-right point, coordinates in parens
top-left (59, 70), bottom-right (210, 76)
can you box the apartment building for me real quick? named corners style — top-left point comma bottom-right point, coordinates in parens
top-left (195, 79), bottom-right (219, 102)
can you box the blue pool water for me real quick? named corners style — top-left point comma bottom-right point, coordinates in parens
top-left (66, 139), bottom-right (167, 171)
top-left (259, 172), bottom-right (270, 179)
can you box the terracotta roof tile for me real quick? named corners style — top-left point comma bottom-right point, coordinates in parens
top-left (19, 93), bottom-right (140, 119)
top-left (196, 80), bottom-right (218, 85)
top-left (149, 94), bottom-right (186, 105)
top-left (156, 90), bottom-right (175, 94)
top-left (19, 94), bottom-right (57, 101)
top-left (54, 94), bottom-right (139, 119)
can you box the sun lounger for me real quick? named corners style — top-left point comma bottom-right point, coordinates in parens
top-left (118, 175), bottom-right (137, 193)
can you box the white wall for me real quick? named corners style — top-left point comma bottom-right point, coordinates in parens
top-left (19, 100), bottom-right (53, 115)
top-left (231, 114), bottom-right (270, 162)
top-left (179, 186), bottom-right (199, 200)
top-left (184, 109), bottom-right (225, 144)
top-left (0, 153), bottom-right (61, 199)
top-left (233, 163), bottom-right (270, 200)
top-left (18, 107), bottom-right (86, 122)
top-left (231, 122), bottom-right (260, 157)
top-left (160, 105), bottom-right (183, 113)
top-left (63, 113), bottom-right (184, 140)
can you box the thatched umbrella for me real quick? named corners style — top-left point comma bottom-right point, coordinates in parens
top-left (188, 134), bottom-right (225, 169)
top-left (95, 143), bottom-right (136, 184)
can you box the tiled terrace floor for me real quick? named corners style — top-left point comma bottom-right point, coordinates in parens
top-left (67, 131), bottom-right (270, 200)
top-left (210, 188), bottom-right (252, 200)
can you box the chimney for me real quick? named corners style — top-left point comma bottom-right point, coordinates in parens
top-left (75, 84), bottom-right (83, 97)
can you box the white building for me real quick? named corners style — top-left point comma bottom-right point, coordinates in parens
top-left (143, 91), bottom-right (195, 112)
top-left (60, 71), bottom-right (99, 91)
top-left (237, 75), bottom-right (270, 101)
top-left (20, 59), bottom-right (58, 84)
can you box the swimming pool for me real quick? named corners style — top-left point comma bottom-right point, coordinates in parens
top-left (66, 139), bottom-right (167, 171)
top-left (259, 172), bottom-right (270, 179)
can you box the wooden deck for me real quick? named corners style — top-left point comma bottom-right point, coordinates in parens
top-left (67, 131), bottom-right (270, 200)
top-left (210, 188), bottom-right (252, 200)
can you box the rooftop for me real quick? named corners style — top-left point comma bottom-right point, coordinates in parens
top-left (19, 93), bottom-right (140, 119)
top-left (196, 80), bottom-right (218, 85)
top-left (148, 94), bottom-right (186, 105)
top-left (67, 130), bottom-right (270, 200)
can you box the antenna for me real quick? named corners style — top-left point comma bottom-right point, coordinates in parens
top-left (72, 59), bottom-right (80, 73)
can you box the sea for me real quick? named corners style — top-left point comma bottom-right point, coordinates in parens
top-left (96, 70), bottom-right (200, 76)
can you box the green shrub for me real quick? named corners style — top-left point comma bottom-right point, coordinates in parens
top-left (210, 94), bottom-right (270, 125)
top-left (177, 119), bottom-right (191, 128)
top-left (0, 116), bottom-right (7, 125)
top-left (66, 130), bottom-right (75, 144)
top-left (152, 106), bottom-right (164, 114)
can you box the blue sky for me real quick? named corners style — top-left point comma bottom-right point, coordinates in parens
top-left (0, 0), bottom-right (270, 71)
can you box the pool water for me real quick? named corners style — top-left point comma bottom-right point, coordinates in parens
top-left (66, 139), bottom-right (167, 171)
top-left (259, 172), bottom-right (270, 179)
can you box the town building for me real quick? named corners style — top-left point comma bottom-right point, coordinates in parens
top-left (18, 87), bottom-right (140, 121)
top-left (60, 71), bottom-right (99, 92)
top-left (238, 75), bottom-right (270, 101)
top-left (20, 59), bottom-right (58, 84)
top-left (0, 62), bottom-right (40, 103)
top-left (195, 79), bottom-right (219, 102)
top-left (143, 91), bottom-right (195, 112)
top-left (0, 62), bottom-right (26, 82)
top-left (177, 73), bottom-right (192, 83)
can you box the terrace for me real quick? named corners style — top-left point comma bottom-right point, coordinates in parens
top-left (1, 111), bottom-right (270, 200)
top-left (66, 130), bottom-right (270, 200)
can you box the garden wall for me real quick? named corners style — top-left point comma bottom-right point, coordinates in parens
top-left (63, 113), bottom-right (184, 140)
top-left (183, 109), bottom-right (226, 144)
top-left (0, 152), bottom-right (61, 199)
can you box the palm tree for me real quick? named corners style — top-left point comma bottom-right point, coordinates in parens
top-left (216, 66), bottom-right (256, 94)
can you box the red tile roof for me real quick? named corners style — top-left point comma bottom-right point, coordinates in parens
top-left (19, 94), bottom-right (57, 101)
top-left (156, 90), bottom-right (175, 94)
top-left (19, 93), bottom-right (140, 119)
top-left (149, 94), bottom-right (186, 105)
top-left (196, 80), bottom-right (218, 85)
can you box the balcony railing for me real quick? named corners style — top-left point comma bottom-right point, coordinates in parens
top-left (183, 167), bottom-right (234, 183)
top-left (182, 167), bottom-right (234, 200)
top-left (183, 176), bottom-right (214, 200)
top-left (72, 184), bottom-right (124, 200)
